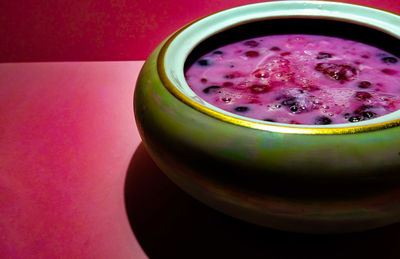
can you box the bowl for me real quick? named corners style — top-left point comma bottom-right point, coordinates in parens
top-left (134, 1), bottom-right (400, 234)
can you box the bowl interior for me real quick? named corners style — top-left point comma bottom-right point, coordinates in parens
top-left (161, 1), bottom-right (400, 129)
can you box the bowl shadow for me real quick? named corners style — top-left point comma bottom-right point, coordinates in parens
top-left (125, 143), bottom-right (400, 259)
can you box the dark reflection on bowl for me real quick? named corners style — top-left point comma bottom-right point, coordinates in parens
top-left (124, 143), bottom-right (400, 259)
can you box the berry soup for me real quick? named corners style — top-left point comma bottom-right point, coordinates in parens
top-left (185, 34), bottom-right (400, 125)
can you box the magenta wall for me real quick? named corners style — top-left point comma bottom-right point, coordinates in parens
top-left (1, 0), bottom-right (399, 62)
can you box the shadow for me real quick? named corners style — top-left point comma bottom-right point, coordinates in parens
top-left (125, 143), bottom-right (400, 259)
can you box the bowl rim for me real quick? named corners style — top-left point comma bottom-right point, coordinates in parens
top-left (158, 0), bottom-right (400, 134)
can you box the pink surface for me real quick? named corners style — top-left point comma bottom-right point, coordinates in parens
top-left (1, 0), bottom-right (400, 62)
top-left (1, 61), bottom-right (400, 258)
top-left (0, 61), bottom-right (146, 258)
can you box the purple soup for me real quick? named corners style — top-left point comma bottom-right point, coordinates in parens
top-left (185, 34), bottom-right (400, 125)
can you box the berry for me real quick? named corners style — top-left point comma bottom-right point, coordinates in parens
top-left (361, 111), bottom-right (376, 119)
top-left (381, 69), bottom-right (398, 75)
top-left (243, 40), bottom-right (259, 47)
top-left (346, 109), bottom-right (376, 122)
top-left (358, 81), bottom-right (372, 89)
top-left (270, 46), bottom-right (281, 51)
top-left (198, 59), bottom-right (211, 66)
top-left (253, 69), bottom-right (269, 78)
top-left (224, 72), bottom-right (241, 79)
top-left (315, 63), bottom-right (358, 81)
top-left (234, 106), bottom-right (249, 112)
top-left (221, 97), bottom-right (231, 103)
top-left (314, 116), bottom-right (332, 125)
top-left (280, 52), bottom-right (291, 56)
top-left (316, 52), bottom-right (333, 59)
top-left (221, 97), bottom-right (232, 103)
top-left (290, 105), bottom-right (299, 112)
top-left (349, 115), bottom-right (363, 122)
top-left (354, 105), bottom-right (373, 114)
top-left (381, 56), bottom-right (398, 64)
top-left (264, 118), bottom-right (276, 122)
top-left (222, 82), bottom-right (233, 87)
top-left (280, 96), bottom-right (297, 107)
top-left (355, 91), bottom-right (372, 101)
top-left (202, 85), bottom-right (221, 94)
top-left (245, 51), bottom-right (260, 57)
top-left (278, 96), bottom-right (301, 113)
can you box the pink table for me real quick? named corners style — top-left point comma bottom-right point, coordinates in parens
top-left (2, 61), bottom-right (400, 258)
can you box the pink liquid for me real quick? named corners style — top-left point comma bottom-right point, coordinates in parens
top-left (185, 34), bottom-right (400, 125)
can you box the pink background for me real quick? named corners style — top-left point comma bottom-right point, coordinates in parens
top-left (2, 1), bottom-right (400, 258)
top-left (1, 0), bottom-right (400, 62)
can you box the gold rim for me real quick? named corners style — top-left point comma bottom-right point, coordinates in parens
top-left (157, 2), bottom-right (400, 135)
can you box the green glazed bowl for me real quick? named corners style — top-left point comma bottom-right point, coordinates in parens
top-left (134, 1), bottom-right (400, 234)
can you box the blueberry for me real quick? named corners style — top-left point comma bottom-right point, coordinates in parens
top-left (202, 85), bottom-right (220, 94)
top-left (314, 116), bottom-right (332, 125)
top-left (245, 51), bottom-right (260, 58)
top-left (354, 105), bottom-right (373, 114)
top-left (270, 46), bottom-right (281, 51)
top-left (264, 118), bottom-right (276, 122)
top-left (316, 52), bottom-right (333, 59)
top-left (358, 81), bottom-right (372, 89)
top-left (277, 96), bottom-right (303, 113)
top-left (234, 106), bottom-right (249, 112)
top-left (280, 97), bottom-right (296, 107)
top-left (289, 105), bottom-right (299, 112)
top-left (362, 111), bottom-right (376, 119)
top-left (349, 115), bottom-right (363, 123)
top-left (243, 40), bottom-right (259, 47)
top-left (213, 50), bottom-right (223, 55)
top-left (198, 59), bottom-right (210, 66)
top-left (355, 91), bottom-right (372, 101)
top-left (381, 56), bottom-right (398, 64)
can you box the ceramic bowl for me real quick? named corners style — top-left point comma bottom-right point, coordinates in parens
top-left (134, 1), bottom-right (400, 233)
